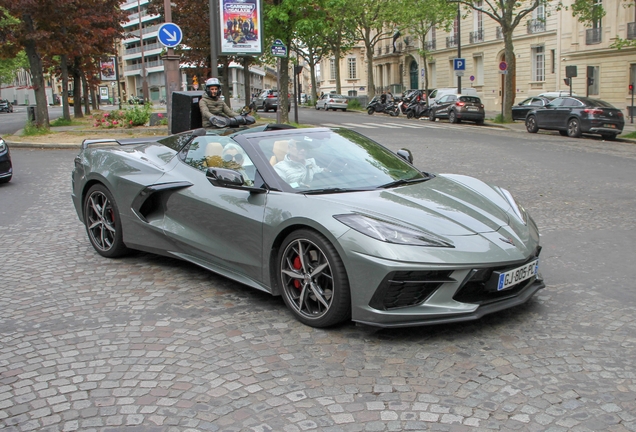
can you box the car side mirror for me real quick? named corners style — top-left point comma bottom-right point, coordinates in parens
top-left (206, 168), bottom-right (266, 193)
top-left (397, 148), bottom-right (413, 164)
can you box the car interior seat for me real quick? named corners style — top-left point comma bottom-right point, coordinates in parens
top-left (269, 140), bottom-right (289, 166)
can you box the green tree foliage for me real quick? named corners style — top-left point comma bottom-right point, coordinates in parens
top-left (0, 50), bottom-right (28, 85)
top-left (391, 0), bottom-right (456, 102)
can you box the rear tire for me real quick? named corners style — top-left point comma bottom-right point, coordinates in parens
top-left (83, 184), bottom-right (129, 258)
top-left (449, 111), bottom-right (458, 124)
top-left (429, 111), bottom-right (436, 122)
top-left (526, 115), bottom-right (539, 133)
top-left (567, 118), bottom-right (582, 138)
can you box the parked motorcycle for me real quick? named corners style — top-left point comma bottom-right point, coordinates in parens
top-left (405, 100), bottom-right (429, 119)
top-left (367, 96), bottom-right (399, 116)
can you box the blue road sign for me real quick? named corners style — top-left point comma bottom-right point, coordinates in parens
top-left (158, 23), bottom-right (183, 48)
top-left (271, 39), bottom-right (287, 58)
top-left (453, 58), bottom-right (466, 71)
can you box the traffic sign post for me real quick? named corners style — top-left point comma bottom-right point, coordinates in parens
top-left (158, 23), bottom-right (183, 48)
top-left (271, 39), bottom-right (287, 58)
top-left (453, 58), bottom-right (466, 77)
top-left (498, 61), bottom-right (508, 74)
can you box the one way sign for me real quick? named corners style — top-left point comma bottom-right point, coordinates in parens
top-left (158, 23), bottom-right (183, 48)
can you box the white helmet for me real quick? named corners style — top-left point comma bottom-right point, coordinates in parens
top-left (205, 77), bottom-right (222, 99)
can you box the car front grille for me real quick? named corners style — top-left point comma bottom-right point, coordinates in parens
top-left (369, 270), bottom-right (455, 310)
top-left (453, 249), bottom-right (542, 305)
top-left (0, 160), bottom-right (10, 172)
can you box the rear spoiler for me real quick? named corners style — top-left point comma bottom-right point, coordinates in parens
top-left (81, 138), bottom-right (121, 150)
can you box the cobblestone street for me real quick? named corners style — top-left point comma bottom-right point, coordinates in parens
top-left (1, 136), bottom-right (636, 431)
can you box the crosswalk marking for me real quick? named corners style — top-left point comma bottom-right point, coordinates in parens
top-left (321, 123), bottom-right (346, 128)
top-left (384, 122), bottom-right (428, 129)
top-left (340, 122), bottom-right (378, 128)
top-left (321, 120), bottom-right (504, 132)
top-left (361, 123), bottom-right (401, 128)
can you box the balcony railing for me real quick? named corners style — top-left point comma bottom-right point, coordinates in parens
top-left (496, 26), bottom-right (503, 40)
top-left (628, 22), bottom-right (636, 40)
top-left (384, 45), bottom-right (391, 54)
top-left (586, 27), bottom-right (602, 45)
top-left (446, 35), bottom-right (457, 48)
top-left (125, 42), bottom-right (162, 56)
top-left (124, 59), bottom-right (164, 72)
top-left (527, 19), bottom-right (546, 34)
top-left (424, 40), bottom-right (436, 51)
top-left (469, 29), bottom-right (483, 44)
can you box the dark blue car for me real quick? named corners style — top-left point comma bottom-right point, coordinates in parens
top-left (0, 137), bottom-right (12, 183)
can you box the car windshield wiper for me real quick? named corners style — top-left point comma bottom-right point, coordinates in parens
top-left (378, 177), bottom-right (429, 189)
top-left (303, 187), bottom-right (371, 195)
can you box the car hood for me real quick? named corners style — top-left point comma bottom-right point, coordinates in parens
top-left (314, 174), bottom-right (513, 237)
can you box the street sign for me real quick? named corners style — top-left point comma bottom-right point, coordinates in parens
top-left (271, 39), bottom-right (287, 58)
top-left (421, 68), bottom-right (426, 77)
top-left (455, 71), bottom-right (465, 77)
top-left (499, 61), bottom-right (508, 71)
top-left (470, 75), bottom-right (475, 82)
top-left (453, 58), bottom-right (466, 71)
top-left (158, 23), bottom-right (183, 48)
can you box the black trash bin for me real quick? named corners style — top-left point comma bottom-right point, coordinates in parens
top-left (27, 106), bottom-right (36, 123)
top-left (171, 91), bottom-right (204, 134)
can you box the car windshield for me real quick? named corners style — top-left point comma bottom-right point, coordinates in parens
top-left (460, 96), bottom-right (481, 103)
top-left (250, 128), bottom-right (429, 192)
top-left (584, 98), bottom-right (617, 108)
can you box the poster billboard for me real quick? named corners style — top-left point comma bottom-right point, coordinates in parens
top-left (100, 58), bottom-right (116, 81)
top-left (219, 0), bottom-right (263, 55)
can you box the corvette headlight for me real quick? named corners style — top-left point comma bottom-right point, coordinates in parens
top-left (500, 188), bottom-right (528, 225)
top-left (0, 138), bottom-right (6, 152)
top-left (334, 214), bottom-right (454, 247)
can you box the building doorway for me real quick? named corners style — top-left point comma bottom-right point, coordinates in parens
top-left (409, 60), bottom-right (419, 90)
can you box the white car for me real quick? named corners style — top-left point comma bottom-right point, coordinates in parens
top-left (315, 94), bottom-right (348, 111)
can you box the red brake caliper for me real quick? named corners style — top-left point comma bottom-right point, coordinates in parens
top-left (293, 256), bottom-right (302, 289)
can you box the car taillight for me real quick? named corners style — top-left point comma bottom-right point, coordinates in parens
top-left (267, 95), bottom-right (275, 98)
top-left (618, 111), bottom-right (624, 118)
top-left (583, 108), bottom-right (603, 115)
top-left (480, 104), bottom-right (484, 108)
top-left (455, 101), bottom-right (465, 107)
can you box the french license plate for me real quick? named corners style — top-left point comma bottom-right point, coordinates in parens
top-left (467, 106), bottom-right (477, 111)
top-left (496, 259), bottom-right (539, 291)
top-left (604, 124), bottom-right (616, 128)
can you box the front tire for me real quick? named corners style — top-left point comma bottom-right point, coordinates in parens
top-left (429, 111), bottom-right (436, 122)
top-left (277, 230), bottom-right (351, 328)
top-left (367, 107), bottom-right (375, 115)
top-left (406, 111), bottom-right (414, 119)
top-left (83, 184), bottom-right (129, 258)
top-left (526, 115), bottom-right (539, 133)
top-left (567, 118), bottom-right (582, 138)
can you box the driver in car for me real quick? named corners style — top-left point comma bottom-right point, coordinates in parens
top-left (273, 139), bottom-right (326, 187)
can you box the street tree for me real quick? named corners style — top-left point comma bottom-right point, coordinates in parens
top-left (452, 0), bottom-right (552, 122)
top-left (292, 14), bottom-right (330, 102)
top-left (348, 0), bottom-right (395, 100)
top-left (0, 50), bottom-right (28, 90)
top-left (320, 0), bottom-right (357, 95)
top-left (391, 0), bottom-right (456, 104)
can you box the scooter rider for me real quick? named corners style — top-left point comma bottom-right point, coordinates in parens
top-left (199, 77), bottom-right (254, 128)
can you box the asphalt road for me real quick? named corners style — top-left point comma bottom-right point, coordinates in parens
top-left (1, 112), bottom-right (635, 431)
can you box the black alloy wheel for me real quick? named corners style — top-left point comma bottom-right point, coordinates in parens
top-left (449, 110), bottom-right (459, 124)
top-left (84, 184), bottom-right (129, 258)
top-left (367, 107), bottom-right (375, 115)
top-left (277, 229), bottom-right (351, 328)
top-left (429, 110), bottom-right (436, 122)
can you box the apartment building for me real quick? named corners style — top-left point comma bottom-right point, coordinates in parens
top-left (318, 0), bottom-right (636, 113)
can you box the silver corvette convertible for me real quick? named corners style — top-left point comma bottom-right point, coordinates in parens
top-left (72, 124), bottom-right (544, 328)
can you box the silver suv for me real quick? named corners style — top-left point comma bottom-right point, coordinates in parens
top-left (250, 89), bottom-right (290, 112)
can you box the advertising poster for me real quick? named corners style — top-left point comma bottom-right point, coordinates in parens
top-left (219, 0), bottom-right (263, 55)
top-left (99, 87), bottom-right (109, 100)
top-left (100, 58), bottom-right (116, 81)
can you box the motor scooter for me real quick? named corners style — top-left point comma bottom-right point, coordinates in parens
top-left (367, 96), bottom-right (400, 116)
top-left (405, 100), bottom-right (429, 119)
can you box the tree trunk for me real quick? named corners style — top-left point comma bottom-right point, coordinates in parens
top-left (72, 59), bottom-right (83, 118)
top-left (243, 56), bottom-right (251, 108)
top-left (280, 56), bottom-right (289, 123)
top-left (61, 55), bottom-right (71, 121)
top-left (22, 14), bottom-right (50, 128)
top-left (309, 62), bottom-right (318, 102)
top-left (81, 72), bottom-right (90, 116)
top-left (503, 32), bottom-right (515, 122)
top-left (334, 46), bottom-right (341, 95)
top-left (365, 38), bottom-right (375, 100)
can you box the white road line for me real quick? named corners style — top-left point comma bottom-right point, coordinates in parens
top-left (384, 122), bottom-right (427, 128)
top-left (360, 123), bottom-right (401, 128)
top-left (321, 123), bottom-right (344, 128)
top-left (340, 122), bottom-right (379, 128)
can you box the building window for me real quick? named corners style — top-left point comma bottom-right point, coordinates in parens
top-left (329, 59), bottom-right (336, 80)
top-left (532, 46), bottom-right (545, 82)
top-left (348, 58), bottom-right (357, 79)
top-left (551, 49), bottom-right (556, 74)
top-left (474, 55), bottom-right (484, 85)
top-left (588, 65), bottom-right (599, 95)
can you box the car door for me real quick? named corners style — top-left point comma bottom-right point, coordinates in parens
top-left (553, 97), bottom-right (581, 129)
top-left (513, 98), bottom-right (533, 120)
top-left (536, 97), bottom-right (564, 129)
top-left (161, 136), bottom-right (267, 283)
top-left (438, 95), bottom-right (456, 117)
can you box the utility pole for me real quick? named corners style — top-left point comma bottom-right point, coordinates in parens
top-left (209, 0), bottom-right (219, 76)
top-left (456, 3), bottom-right (461, 94)
top-left (138, 0), bottom-right (149, 102)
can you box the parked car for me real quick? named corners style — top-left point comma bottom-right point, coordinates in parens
top-left (300, 93), bottom-right (308, 104)
top-left (428, 87), bottom-right (478, 105)
top-left (72, 124), bottom-right (544, 328)
top-left (512, 96), bottom-right (554, 121)
top-left (428, 94), bottom-right (485, 124)
top-left (0, 99), bottom-right (14, 113)
top-left (250, 89), bottom-right (290, 112)
top-left (525, 96), bottom-right (624, 140)
top-left (315, 93), bottom-right (348, 111)
top-left (0, 137), bottom-right (12, 183)
top-left (539, 90), bottom-right (578, 98)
